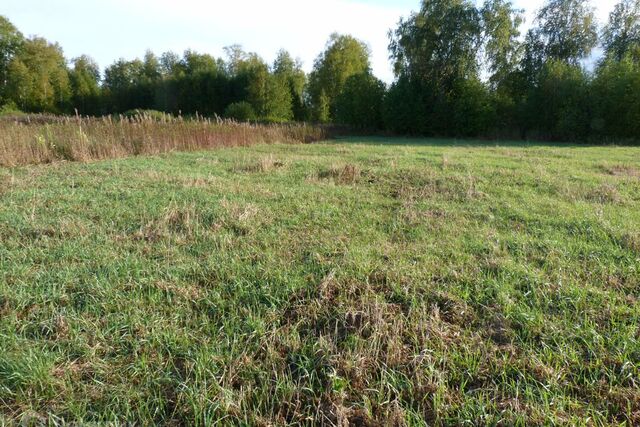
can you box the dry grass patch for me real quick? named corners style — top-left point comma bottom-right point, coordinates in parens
top-left (255, 271), bottom-right (491, 425)
top-left (400, 201), bottom-right (448, 228)
top-left (0, 172), bottom-right (16, 194)
top-left (603, 164), bottom-right (640, 178)
top-left (139, 171), bottom-right (218, 189)
top-left (133, 200), bottom-right (262, 241)
top-left (220, 199), bottom-right (259, 223)
top-left (218, 199), bottom-right (262, 236)
top-left (134, 203), bottom-right (203, 241)
top-left (233, 155), bottom-right (286, 173)
top-left (179, 176), bottom-right (217, 188)
top-left (183, 177), bottom-right (212, 188)
top-left (587, 184), bottom-right (624, 204)
top-left (0, 116), bottom-right (327, 167)
top-left (318, 163), bottom-right (362, 184)
top-left (392, 173), bottom-right (484, 202)
top-left (52, 360), bottom-right (94, 381)
top-left (153, 280), bottom-right (204, 302)
top-left (620, 232), bottom-right (640, 252)
top-left (441, 154), bottom-right (450, 169)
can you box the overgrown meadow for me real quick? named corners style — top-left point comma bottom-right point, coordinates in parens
top-left (0, 114), bottom-right (326, 167)
top-left (1, 136), bottom-right (639, 425)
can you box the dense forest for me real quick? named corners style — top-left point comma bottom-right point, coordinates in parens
top-left (1, 0), bottom-right (640, 142)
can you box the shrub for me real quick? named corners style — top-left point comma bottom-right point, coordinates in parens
top-left (224, 102), bottom-right (257, 122)
top-left (383, 76), bottom-right (428, 135)
top-left (450, 78), bottom-right (496, 137)
top-left (591, 56), bottom-right (640, 140)
top-left (335, 72), bottom-right (386, 130)
top-left (526, 60), bottom-right (591, 141)
top-left (0, 101), bottom-right (24, 116)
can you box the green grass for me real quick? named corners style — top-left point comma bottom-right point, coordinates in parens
top-left (1, 137), bottom-right (639, 425)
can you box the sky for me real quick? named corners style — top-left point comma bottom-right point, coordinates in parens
top-left (3, 0), bottom-right (619, 83)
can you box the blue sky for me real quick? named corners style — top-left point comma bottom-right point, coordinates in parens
top-left (3, 0), bottom-right (617, 82)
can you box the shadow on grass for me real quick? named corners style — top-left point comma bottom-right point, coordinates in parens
top-left (328, 135), bottom-right (611, 149)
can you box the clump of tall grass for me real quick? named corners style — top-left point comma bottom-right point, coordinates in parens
top-left (0, 113), bottom-right (328, 167)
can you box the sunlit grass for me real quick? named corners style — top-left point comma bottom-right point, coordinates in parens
top-left (1, 138), bottom-right (639, 425)
top-left (0, 114), bottom-right (326, 167)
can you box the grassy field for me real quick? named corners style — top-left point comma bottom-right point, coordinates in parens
top-left (1, 137), bottom-right (639, 425)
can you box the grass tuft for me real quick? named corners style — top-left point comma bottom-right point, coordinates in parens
top-left (318, 163), bottom-right (362, 184)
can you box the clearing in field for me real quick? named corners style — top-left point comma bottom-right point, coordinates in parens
top-left (1, 137), bottom-right (639, 425)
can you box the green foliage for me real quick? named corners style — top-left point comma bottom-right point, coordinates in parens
top-left (521, 29), bottom-right (547, 83)
top-left (224, 101), bottom-right (257, 121)
top-left (5, 37), bottom-right (70, 113)
top-left (387, 0), bottom-right (494, 137)
top-left (261, 74), bottom-right (294, 122)
top-left (0, 16), bottom-right (23, 103)
top-left (383, 76), bottom-right (428, 135)
top-left (2, 4), bottom-right (640, 141)
top-left (142, 50), bottom-right (161, 82)
top-left (529, 0), bottom-right (598, 65)
top-left (527, 60), bottom-right (591, 140)
top-left (335, 72), bottom-right (385, 129)
top-left (244, 59), bottom-right (293, 122)
top-left (121, 109), bottom-right (172, 121)
top-left (90, 46), bottom-right (294, 121)
top-left (4, 59), bottom-right (29, 109)
top-left (223, 48), bottom-right (293, 122)
top-left (182, 50), bottom-right (221, 75)
top-left (0, 100), bottom-right (22, 116)
top-left (602, 0), bottom-right (640, 61)
top-left (273, 50), bottom-right (307, 121)
top-left (69, 55), bottom-right (101, 115)
top-left (103, 59), bottom-right (146, 112)
top-left (308, 33), bottom-right (371, 122)
top-left (389, 0), bottom-right (483, 87)
top-left (592, 56), bottom-right (640, 139)
top-left (481, 0), bottom-right (524, 87)
top-left (450, 78), bottom-right (495, 137)
top-left (165, 51), bottom-right (229, 116)
top-left (223, 44), bottom-right (249, 76)
top-left (492, 70), bottom-right (529, 136)
top-left (313, 90), bottom-right (331, 123)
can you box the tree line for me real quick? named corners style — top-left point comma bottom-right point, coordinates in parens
top-left (1, 0), bottom-right (640, 141)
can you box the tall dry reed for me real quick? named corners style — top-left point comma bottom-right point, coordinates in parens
top-left (0, 113), bottom-right (328, 167)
